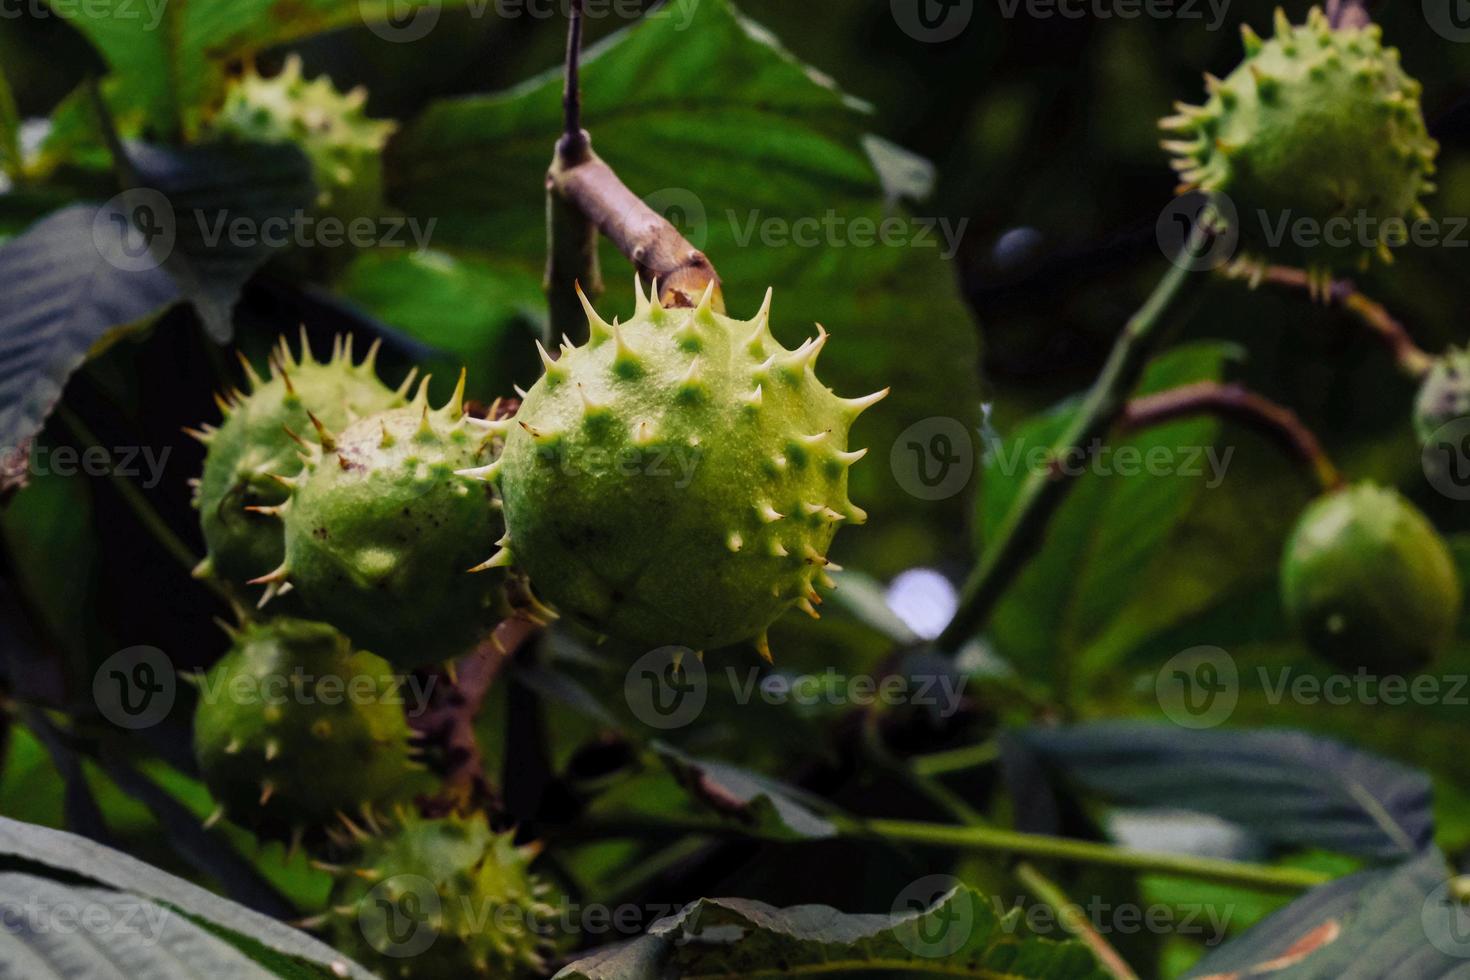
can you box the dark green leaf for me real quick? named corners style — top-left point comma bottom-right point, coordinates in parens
top-left (1015, 722), bottom-right (1434, 860)
top-left (978, 342), bottom-right (1244, 687)
top-left (555, 885), bottom-right (1110, 979)
top-left (0, 204), bottom-right (179, 458)
top-left (41, 0), bottom-right (470, 137)
top-left (0, 816), bottom-right (370, 978)
top-left (652, 742), bottom-right (839, 840)
top-left (0, 872), bottom-right (285, 979)
top-left (1187, 848), bottom-right (1470, 979)
top-left (127, 140), bottom-right (316, 341)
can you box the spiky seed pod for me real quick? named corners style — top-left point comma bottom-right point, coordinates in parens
top-left (1280, 483), bottom-right (1461, 672)
top-left (193, 333), bottom-right (406, 599)
top-left (491, 280), bottom-right (885, 659)
top-left (1161, 7), bottom-right (1437, 270)
top-left (326, 812), bottom-right (557, 979)
top-left (1414, 347), bottom-right (1470, 444)
top-left (207, 54), bottom-right (395, 214)
top-left (191, 618), bottom-right (428, 837)
top-left (259, 376), bottom-right (509, 667)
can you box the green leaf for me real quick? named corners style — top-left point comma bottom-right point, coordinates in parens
top-left (126, 140), bottom-right (316, 341)
top-left (555, 885), bottom-right (1110, 979)
top-left (1186, 848), bottom-right (1470, 979)
top-left (0, 872), bottom-right (292, 978)
top-left (0, 204), bottom-right (179, 459)
top-left (0, 815), bottom-right (371, 978)
top-left (977, 341), bottom-right (1243, 690)
top-left (652, 742), bottom-right (840, 840)
top-left (823, 569), bottom-right (919, 644)
top-left (1014, 722), bottom-right (1434, 860)
top-left (41, 0), bottom-right (468, 138)
top-left (336, 247), bottom-right (545, 370)
top-left (387, 0), bottom-right (983, 566)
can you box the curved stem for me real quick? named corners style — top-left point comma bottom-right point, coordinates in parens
top-left (0, 64), bottom-right (22, 182)
top-left (910, 740), bottom-right (1000, 778)
top-left (859, 819), bottom-right (1330, 894)
top-left (1015, 861), bottom-right (1140, 980)
top-left (936, 236), bottom-right (1206, 655)
top-left (55, 407), bottom-right (231, 604)
top-left (1217, 262), bottom-right (1433, 378)
top-left (570, 813), bottom-right (1330, 894)
top-left (1121, 380), bottom-right (1343, 492)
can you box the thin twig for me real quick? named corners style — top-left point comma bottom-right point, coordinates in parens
top-left (1325, 0), bottom-right (1371, 30)
top-left (563, 0), bottom-right (586, 152)
top-left (1015, 861), bottom-right (1141, 980)
top-left (1121, 380), bottom-right (1343, 492)
top-left (1218, 262), bottom-right (1433, 378)
top-left (543, 0), bottom-right (722, 332)
top-left (545, 0), bottom-right (600, 344)
top-left (936, 227), bottom-right (1209, 655)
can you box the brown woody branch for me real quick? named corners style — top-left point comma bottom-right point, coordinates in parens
top-left (412, 618), bottom-right (541, 817)
top-left (544, 2), bottom-right (721, 342)
top-left (549, 148), bottom-right (723, 312)
top-left (1121, 380), bottom-right (1343, 492)
top-left (1218, 262), bottom-right (1433, 378)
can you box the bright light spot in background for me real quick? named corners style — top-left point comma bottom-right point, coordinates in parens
top-left (884, 568), bottom-right (957, 641)
top-left (1108, 809), bottom-right (1263, 861)
top-left (0, 120), bottom-right (52, 195)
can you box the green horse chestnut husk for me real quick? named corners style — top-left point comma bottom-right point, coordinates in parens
top-left (191, 333), bottom-right (407, 599)
top-left (477, 280), bottom-right (886, 659)
top-left (192, 618), bottom-right (427, 837)
top-left (1280, 482), bottom-right (1461, 671)
top-left (326, 811), bottom-right (557, 979)
top-left (1161, 6), bottom-right (1437, 271)
top-left (252, 377), bottom-right (509, 667)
